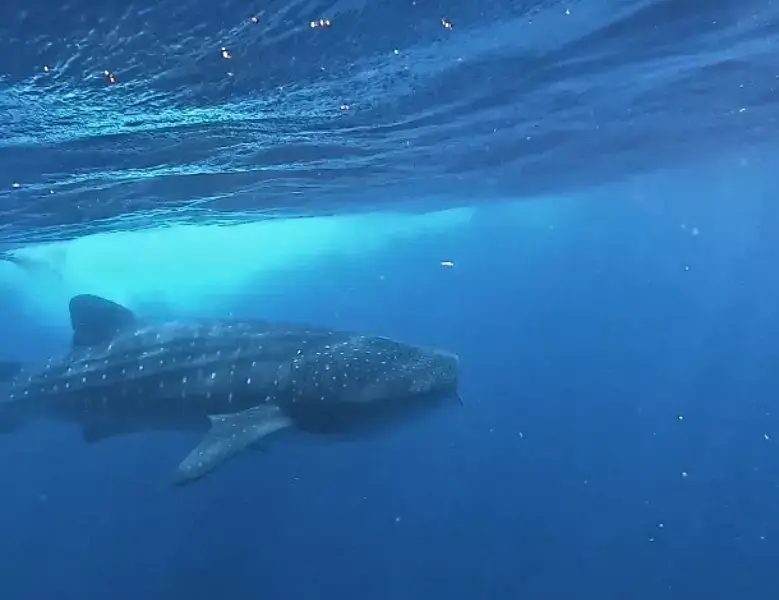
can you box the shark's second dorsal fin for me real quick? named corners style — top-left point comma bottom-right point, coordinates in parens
top-left (69, 294), bottom-right (136, 348)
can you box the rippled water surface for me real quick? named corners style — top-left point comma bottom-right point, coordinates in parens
top-left (0, 0), bottom-right (776, 243)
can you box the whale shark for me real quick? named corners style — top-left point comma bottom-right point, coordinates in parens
top-left (0, 295), bottom-right (460, 484)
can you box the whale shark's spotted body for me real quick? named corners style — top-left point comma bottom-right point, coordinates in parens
top-left (0, 295), bottom-right (460, 484)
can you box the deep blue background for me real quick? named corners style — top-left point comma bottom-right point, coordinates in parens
top-left (2, 0), bottom-right (779, 597)
top-left (1, 159), bottom-right (779, 598)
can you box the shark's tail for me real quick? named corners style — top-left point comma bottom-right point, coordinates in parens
top-left (0, 361), bottom-right (23, 384)
top-left (0, 362), bottom-right (24, 432)
top-left (0, 249), bottom-right (66, 280)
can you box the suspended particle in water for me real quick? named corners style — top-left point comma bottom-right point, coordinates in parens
top-left (250, 16), bottom-right (259, 24)
top-left (441, 17), bottom-right (453, 29)
top-left (104, 70), bottom-right (117, 84)
top-left (310, 19), bottom-right (332, 28)
top-left (440, 260), bottom-right (455, 268)
top-left (221, 47), bottom-right (232, 59)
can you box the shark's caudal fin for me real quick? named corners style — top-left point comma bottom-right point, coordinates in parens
top-left (172, 405), bottom-right (293, 486)
top-left (0, 362), bottom-right (24, 431)
top-left (0, 249), bottom-right (66, 280)
top-left (69, 294), bottom-right (137, 348)
top-left (0, 361), bottom-right (23, 384)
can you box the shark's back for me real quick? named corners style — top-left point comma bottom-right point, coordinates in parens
top-left (17, 318), bottom-right (352, 418)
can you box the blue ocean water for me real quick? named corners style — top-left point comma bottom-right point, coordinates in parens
top-left (1, 0), bottom-right (779, 598)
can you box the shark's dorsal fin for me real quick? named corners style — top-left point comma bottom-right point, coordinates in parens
top-left (69, 294), bottom-right (136, 348)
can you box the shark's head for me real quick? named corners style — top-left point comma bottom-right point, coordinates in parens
top-left (396, 345), bottom-right (460, 400)
top-left (334, 339), bottom-right (460, 412)
top-left (282, 336), bottom-right (460, 434)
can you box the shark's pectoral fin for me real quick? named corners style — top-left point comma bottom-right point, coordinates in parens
top-left (173, 405), bottom-right (292, 485)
